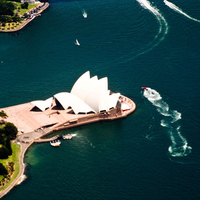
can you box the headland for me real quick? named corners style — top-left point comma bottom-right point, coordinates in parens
top-left (0, 71), bottom-right (136, 198)
top-left (0, 2), bottom-right (49, 33)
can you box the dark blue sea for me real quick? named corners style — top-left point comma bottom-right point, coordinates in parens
top-left (1, 0), bottom-right (200, 199)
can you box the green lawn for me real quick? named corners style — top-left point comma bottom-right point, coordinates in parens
top-left (0, 143), bottom-right (21, 191)
top-left (15, 2), bottom-right (40, 15)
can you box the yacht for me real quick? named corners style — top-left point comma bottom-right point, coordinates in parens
top-left (50, 140), bottom-right (61, 147)
top-left (63, 134), bottom-right (73, 140)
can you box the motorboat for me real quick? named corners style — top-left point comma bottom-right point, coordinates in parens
top-left (63, 134), bottom-right (73, 140)
top-left (50, 140), bottom-right (61, 147)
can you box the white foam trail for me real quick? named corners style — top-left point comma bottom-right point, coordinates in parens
top-left (136, 0), bottom-right (168, 53)
top-left (143, 87), bottom-right (191, 157)
top-left (168, 127), bottom-right (192, 157)
top-left (161, 119), bottom-right (170, 128)
top-left (164, 0), bottom-right (200, 23)
top-left (71, 134), bottom-right (77, 137)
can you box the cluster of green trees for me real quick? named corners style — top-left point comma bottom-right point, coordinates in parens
top-left (0, 163), bottom-right (8, 176)
top-left (0, 111), bottom-right (18, 175)
top-left (21, 2), bottom-right (28, 9)
top-left (0, 0), bottom-right (15, 16)
top-left (0, 122), bottom-right (18, 159)
top-left (0, 0), bottom-right (21, 23)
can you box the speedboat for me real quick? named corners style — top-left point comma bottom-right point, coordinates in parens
top-left (50, 140), bottom-right (61, 147)
top-left (63, 134), bottom-right (73, 140)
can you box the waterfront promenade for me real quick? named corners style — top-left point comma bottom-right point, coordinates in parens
top-left (0, 95), bottom-right (136, 198)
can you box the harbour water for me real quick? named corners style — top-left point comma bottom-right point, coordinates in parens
top-left (1, 0), bottom-right (200, 199)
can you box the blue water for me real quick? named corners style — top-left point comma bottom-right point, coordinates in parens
top-left (1, 0), bottom-right (200, 199)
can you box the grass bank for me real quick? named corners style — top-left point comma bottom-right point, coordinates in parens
top-left (15, 2), bottom-right (40, 15)
top-left (0, 2), bottom-right (40, 31)
top-left (0, 143), bottom-right (21, 191)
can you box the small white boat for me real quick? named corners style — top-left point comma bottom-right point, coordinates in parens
top-left (75, 39), bottom-right (80, 46)
top-left (50, 140), bottom-right (61, 147)
top-left (63, 134), bottom-right (73, 140)
top-left (82, 10), bottom-right (87, 18)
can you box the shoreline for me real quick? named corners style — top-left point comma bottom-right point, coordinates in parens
top-left (0, 2), bottom-right (49, 33)
top-left (0, 95), bottom-right (136, 198)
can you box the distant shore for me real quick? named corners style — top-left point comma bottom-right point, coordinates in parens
top-left (0, 2), bottom-right (49, 33)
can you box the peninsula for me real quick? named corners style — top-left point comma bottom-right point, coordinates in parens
top-left (0, 71), bottom-right (136, 198)
top-left (0, 0), bottom-right (49, 33)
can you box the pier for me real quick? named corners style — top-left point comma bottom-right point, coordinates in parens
top-left (34, 135), bottom-right (59, 143)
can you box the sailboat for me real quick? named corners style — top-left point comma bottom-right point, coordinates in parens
top-left (82, 10), bottom-right (87, 18)
top-left (75, 39), bottom-right (80, 46)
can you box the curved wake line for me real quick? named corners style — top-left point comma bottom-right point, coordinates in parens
top-left (135, 0), bottom-right (168, 55)
top-left (143, 87), bottom-right (192, 157)
top-left (164, 0), bottom-right (200, 23)
top-left (78, 0), bottom-right (169, 69)
top-left (105, 0), bottom-right (169, 65)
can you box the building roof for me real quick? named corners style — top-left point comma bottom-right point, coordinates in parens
top-left (31, 97), bottom-right (53, 111)
top-left (32, 71), bottom-right (120, 114)
top-left (54, 92), bottom-right (95, 114)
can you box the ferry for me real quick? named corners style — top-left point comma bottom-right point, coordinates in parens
top-left (63, 134), bottom-right (73, 140)
top-left (50, 140), bottom-right (61, 147)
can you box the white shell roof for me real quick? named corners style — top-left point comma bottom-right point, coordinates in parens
top-left (31, 97), bottom-right (53, 111)
top-left (54, 92), bottom-right (95, 114)
top-left (33, 71), bottom-right (120, 114)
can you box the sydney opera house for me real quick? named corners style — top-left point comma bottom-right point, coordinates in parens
top-left (1, 71), bottom-right (136, 137)
top-left (0, 71), bottom-right (136, 199)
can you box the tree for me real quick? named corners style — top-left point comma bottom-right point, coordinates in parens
top-left (5, 137), bottom-right (12, 155)
top-left (4, 122), bottom-right (17, 140)
top-left (0, 0), bottom-right (15, 16)
top-left (23, 13), bottom-right (28, 18)
top-left (0, 163), bottom-right (8, 175)
top-left (21, 2), bottom-right (28, 9)
top-left (0, 145), bottom-right (9, 159)
top-left (0, 110), bottom-right (8, 119)
top-left (12, 13), bottom-right (21, 22)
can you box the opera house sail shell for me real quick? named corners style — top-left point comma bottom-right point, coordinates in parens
top-left (1, 71), bottom-right (135, 135)
top-left (0, 71), bottom-right (136, 199)
top-left (53, 71), bottom-right (120, 114)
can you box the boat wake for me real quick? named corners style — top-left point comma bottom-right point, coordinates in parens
top-left (143, 87), bottom-right (192, 157)
top-left (93, 0), bottom-right (169, 67)
top-left (164, 0), bottom-right (200, 23)
top-left (134, 0), bottom-right (168, 57)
